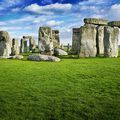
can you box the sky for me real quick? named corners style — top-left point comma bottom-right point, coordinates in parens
top-left (0, 0), bottom-right (120, 45)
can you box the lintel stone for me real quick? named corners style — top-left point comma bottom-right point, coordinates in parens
top-left (84, 18), bottom-right (108, 25)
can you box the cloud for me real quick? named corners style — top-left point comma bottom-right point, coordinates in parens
top-left (11, 7), bottom-right (21, 12)
top-left (108, 4), bottom-right (120, 20)
top-left (80, 6), bottom-right (97, 11)
top-left (90, 14), bottom-right (103, 19)
top-left (46, 20), bottom-right (64, 27)
top-left (0, 0), bottom-right (119, 45)
top-left (0, 0), bottom-right (22, 10)
top-left (79, 0), bottom-right (109, 5)
top-left (24, 3), bottom-right (72, 15)
top-left (0, 26), bottom-right (28, 31)
top-left (0, 21), bottom-right (7, 26)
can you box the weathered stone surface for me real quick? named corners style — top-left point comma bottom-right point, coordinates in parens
top-left (96, 26), bottom-right (104, 56)
top-left (38, 27), bottom-right (54, 55)
top-left (104, 26), bottom-right (119, 57)
top-left (29, 38), bottom-right (36, 51)
top-left (84, 18), bottom-right (108, 25)
top-left (23, 36), bottom-right (36, 52)
top-left (11, 38), bottom-right (19, 55)
top-left (0, 31), bottom-right (11, 57)
top-left (28, 54), bottom-right (60, 62)
top-left (60, 44), bottom-right (64, 49)
top-left (20, 39), bottom-right (24, 53)
top-left (10, 55), bottom-right (23, 60)
top-left (79, 25), bottom-right (97, 57)
top-left (72, 28), bottom-right (80, 54)
top-left (20, 38), bottom-right (28, 53)
top-left (52, 30), bottom-right (60, 48)
top-left (108, 21), bottom-right (120, 27)
top-left (67, 43), bottom-right (70, 52)
top-left (54, 48), bottom-right (68, 56)
top-left (23, 40), bottom-right (27, 53)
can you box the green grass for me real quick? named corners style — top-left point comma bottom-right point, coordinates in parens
top-left (0, 57), bottom-right (120, 120)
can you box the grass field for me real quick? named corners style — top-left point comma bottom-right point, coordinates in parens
top-left (0, 56), bottom-right (120, 120)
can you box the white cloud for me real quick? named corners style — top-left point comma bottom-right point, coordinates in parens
top-left (46, 20), bottom-right (64, 27)
top-left (24, 3), bottom-right (72, 15)
top-left (80, 6), bottom-right (97, 11)
top-left (0, 0), bottom-right (22, 10)
top-left (0, 21), bottom-right (7, 26)
top-left (108, 4), bottom-right (120, 20)
top-left (11, 7), bottom-right (21, 12)
top-left (90, 14), bottom-right (103, 19)
top-left (0, 26), bottom-right (25, 31)
top-left (79, 0), bottom-right (109, 5)
top-left (9, 16), bottom-right (36, 23)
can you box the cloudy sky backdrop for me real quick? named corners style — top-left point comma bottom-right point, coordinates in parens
top-left (0, 0), bottom-right (120, 45)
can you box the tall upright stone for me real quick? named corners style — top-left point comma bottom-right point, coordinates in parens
top-left (24, 40), bottom-right (27, 53)
top-left (67, 43), bottom-right (70, 52)
top-left (79, 25), bottom-right (97, 57)
top-left (20, 38), bottom-right (28, 53)
top-left (72, 28), bottom-right (80, 54)
top-left (23, 36), bottom-right (36, 52)
top-left (96, 26), bottom-right (105, 56)
top-left (38, 27), bottom-right (54, 55)
top-left (60, 44), bottom-right (64, 50)
top-left (11, 38), bottom-right (19, 55)
top-left (20, 39), bottom-right (24, 53)
top-left (0, 31), bottom-right (11, 58)
top-left (29, 37), bottom-right (36, 52)
top-left (52, 30), bottom-right (60, 48)
top-left (104, 26), bottom-right (119, 57)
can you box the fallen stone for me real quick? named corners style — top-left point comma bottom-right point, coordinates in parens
top-left (54, 48), bottom-right (68, 56)
top-left (28, 54), bottom-right (61, 62)
top-left (0, 31), bottom-right (11, 58)
top-left (10, 55), bottom-right (24, 60)
top-left (79, 25), bottom-right (97, 57)
top-left (84, 18), bottom-right (108, 25)
top-left (0, 56), bottom-right (11, 59)
top-left (108, 21), bottom-right (120, 27)
top-left (104, 26), bottom-right (119, 57)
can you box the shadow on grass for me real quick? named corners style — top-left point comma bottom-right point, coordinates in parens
top-left (58, 55), bottom-right (79, 59)
top-left (21, 52), bottom-right (120, 61)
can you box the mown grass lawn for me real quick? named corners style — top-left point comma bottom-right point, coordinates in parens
top-left (0, 57), bottom-right (120, 120)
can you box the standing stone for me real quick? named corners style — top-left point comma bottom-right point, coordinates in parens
top-left (11, 38), bottom-right (19, 55)
top-left (72, 28), bottom-right (80, 54)
top-left (67, 43), bottom-right (70, 52)
top-left (104, 26), bottom-right (119, 57)
top-left (96, 26), bottom-right (105, 56)
top-left (23, 36), bottom-right (36, 52)
top-left (29, 37), bottom-right (36, 52)
top-left (60, 44), bottom-right (64, 50)
top-left (24, 40), bottom-right (27, 53)
top-left (79, 25), bottom-right (97, 57)
top-left (0, 31), bottom-right (11, 58)
top-left (20, 39), bottom-right (24, 53)
top-left (38, 27), bottom-right (54, 55)
top-left (52, 30), bottom-right (60, 48)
